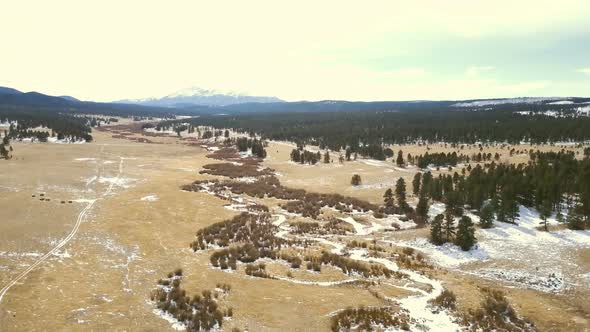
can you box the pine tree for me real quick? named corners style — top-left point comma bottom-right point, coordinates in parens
top-left (412, 173), bottom-right (421, 196)
top-left (430, 214), bottom-right (444, 245)
top-left (420, 172), bottom-right (433, 198)
top-left (566, 202), bottom-right (586, 230)
top-left (290, 149), bottom-right (301, 163)
top-left (324, 151), bottom-right (330, 164)
top-left (479, 203), bottom-right (494, 229)
top-left (416, 193), bottom-right (429, 223)
top-left (395, 177), bottom-right (408, 211)
top-left (383, 188), bottom-right (394, 209)
top-left (539, 199), bottom-right (552, 231)
top-left (443, 212), bottom-right (455, 243)
top-left (396, 150), bottom-right (405, 167)
top-left (455, 216), bottom-right (476, 251)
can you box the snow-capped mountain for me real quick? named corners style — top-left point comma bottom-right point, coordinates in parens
top-left (116, 87), bottom-right (283, 107)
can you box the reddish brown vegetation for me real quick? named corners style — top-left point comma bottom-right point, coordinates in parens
top-left (183, 176), bottom-right (381, 218)
top-left (330, 306), bottom-right (411, 331)
top-left (199, 163), bottom-right (274, 178)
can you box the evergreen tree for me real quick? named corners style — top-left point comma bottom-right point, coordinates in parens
top-left (395, 177), bottom-right (408, 211)
top-left (290, 149), bottom-right (301, 163)
top-left (455, 216), bottom-right (476, 251)
top-left (396, 150), bottom-right (405, 167)
top-left (420, 172), bottom-right (433, 198)
top-left (383, 188), bottom-right (394, 209)
top-left (324, 151), bottom-right (330, 164)
top-left (430, 214), bottom-right (444, 245)
top-left (443, 212), bottom-right (455, 243)
top-left (566, 203), bottom-right (586, 230)
top-left (479, 203), bottom-right (495, 229)
top-left (416, 193), bottom-right (430, 224)
top-left (539, 199), bottom-right (552, 231)
top-left (412, 172), bottom-right (421, 196)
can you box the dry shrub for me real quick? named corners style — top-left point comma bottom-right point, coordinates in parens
top-left (428, 289), bottom-right (457, 310)
top-left (199, 163), bottom-right (273, 178)
top-left (463, 287), bottom-right (536, 332)
top-left (330, 306), bottom-right (410, 331)
top-left (320, 252), bottom-right (403, 278)
top-left (185, 175), bottom-right (381, 219)
top-left (150, 272), bottom-right (232, 331)
top-left (245, 263), bottom-right (272, 278)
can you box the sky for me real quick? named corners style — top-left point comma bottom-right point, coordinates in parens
top-left (2, 0), bottom-right (590, 102)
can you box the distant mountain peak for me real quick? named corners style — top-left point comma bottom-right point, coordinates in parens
top-left (0, 86), bottom-right (23, 95)
top-left (165, 86), bottom-right (244, 98)
top-left (117, 86), bottom-right (283, 107)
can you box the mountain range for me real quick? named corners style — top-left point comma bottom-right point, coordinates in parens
top-left (116, 87), bottom-right (284, 107)
top-left (1, 85), bottom-right (589, 117)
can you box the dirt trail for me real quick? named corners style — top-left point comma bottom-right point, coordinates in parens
top-left (0, 156), bottom-right (124, 303)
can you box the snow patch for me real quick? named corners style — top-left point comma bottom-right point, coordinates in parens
top-left (140, 195), bottom-right (159, 202)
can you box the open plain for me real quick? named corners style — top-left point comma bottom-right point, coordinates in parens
top-left (1, 123), bottom-right (589, 332)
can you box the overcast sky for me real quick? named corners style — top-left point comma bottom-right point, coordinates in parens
top-left (2, 0), bottom-right (590, 102)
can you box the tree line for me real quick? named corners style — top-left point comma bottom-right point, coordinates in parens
top-left (161, 109), bottom-right (590, 160)
top-left (413, 150), bottom-right (589, 237)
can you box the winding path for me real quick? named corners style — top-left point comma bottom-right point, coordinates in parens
top-left (0, 157), bottom-right (124, 303)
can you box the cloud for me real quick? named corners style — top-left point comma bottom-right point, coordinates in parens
top-left (578, 68), bottom-right (590, 75)
top-left (1, 1), bottom-right (589, 101)
top-left (466, 66), bottom-right (496, 77)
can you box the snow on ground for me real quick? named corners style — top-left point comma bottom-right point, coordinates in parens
top-left (393, 238), bottom-right (489, 268)
top-left (453, 97), bottom-right (565, 107)
top-left (85, 176), bottom-right (98, 186)
top-left (97, 176), bottom-right (135, 189)
top-left (377, 214), bottom-right (417, 230)
top-left (399, 204), bottom-right (590, 292)
top-left (0, 251), bottom-right (43, 258)
top-left (140, 195), bottom-right (159, 202)
top-left (224, 203), bottom-right (250, 212)
top-left (396, 268), bottom-right (460, 331)
top-left (465, 268), bottom-right (565, 293)
top-left (353, 179), bottom-right (398, 190)
top-left (274, 276), bottom-right (359, 286)
top-left (346, 248), bottom-right (460, 331)
top-left (272, 214), bottom-right (286, 226)
top-left (152, 307), bottom-right (186, 331)
top-left (233, 177), bottom-right (257, 183)
top-left (144, 128), bottom-right (177, 135)
top-left (47, 137), bottom-right (87, 144)
top-left (418, 205), bottom-right (590, 267)
top-left (339, 217), bottom-right (372, 235)
top-left (548, 100), bottom-right (574, 105)
top-left (239, 149), bottom-right (252, 158)
top-left (359, 159), bottom-right (390, 168)
top-left (427, 203), bottom-right (446, 219)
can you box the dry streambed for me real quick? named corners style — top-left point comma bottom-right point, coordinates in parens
top-left (168, 145), bottom-right (463, 331)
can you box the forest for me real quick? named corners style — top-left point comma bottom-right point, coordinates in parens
top-left (0, 109), bottom-right (94, 142)
top-left (414, 151), bottom-right (590, 231)
top-left (159, 109), bottom-right (590, 160)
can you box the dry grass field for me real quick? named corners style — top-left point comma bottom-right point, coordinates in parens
top-left (0, 123), bottom-right (588, 331)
